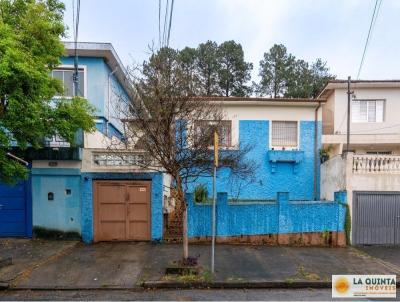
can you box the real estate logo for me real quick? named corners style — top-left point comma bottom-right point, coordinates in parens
top-left (332, 275), bottom-right (396, 298)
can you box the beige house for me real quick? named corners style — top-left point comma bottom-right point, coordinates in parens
top-left (319, 80), bottom-right (400, 245)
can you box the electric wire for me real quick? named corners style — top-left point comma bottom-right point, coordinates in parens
top-left (356, 0), bottom-right (382, 79)
top-left (162, 0), bottom-right (169, 47)
top-left (166, 0), bottom-right (175, 47)
top-left (158, 0), bottom-right (161, 48)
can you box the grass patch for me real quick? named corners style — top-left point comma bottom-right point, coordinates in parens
top-left (285, 265), bottom-right (321, 282)
top-left (162, 268), bottom-right (214, 283)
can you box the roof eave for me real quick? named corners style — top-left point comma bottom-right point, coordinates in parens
top-left (62, 42), bottom-right (134, 101)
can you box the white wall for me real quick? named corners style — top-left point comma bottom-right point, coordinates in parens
top-left (321, 155), bottom-right (346, 201)
top-left (321, 152), bottom-right (400, 227)
top-left (32, 160), bottom-right (81, 169)
top-left (332, 88), bottom-right (400, 135)
top-left (222, 103), bottom-right (320, 147)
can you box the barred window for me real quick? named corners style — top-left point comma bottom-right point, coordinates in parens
top-left (271, 121), bottom-right (298, 148)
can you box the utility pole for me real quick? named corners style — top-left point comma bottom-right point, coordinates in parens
top-left (73, 50), bottom-right (79, 97)
top-left (211, 131), bottom-right (218, 274)
top-left (73, 0), bottom-right (81, 97)
top-left (346, 76), bottom-right (351, 154)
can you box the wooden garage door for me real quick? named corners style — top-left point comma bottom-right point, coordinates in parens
top-left (93, 181), bottom-right (151, 242)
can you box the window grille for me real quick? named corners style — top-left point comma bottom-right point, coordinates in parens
top-left (271, 121), bottom-right (298, 148)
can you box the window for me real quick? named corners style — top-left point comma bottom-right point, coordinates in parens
top-left (195, 121), bottom-right (232, 147)
top-left (52, 68), bottom-right (85, 97)
top-left (271, 121), bottom-right (298, 149)
top-left (352, 100), bottom-right (384, 123)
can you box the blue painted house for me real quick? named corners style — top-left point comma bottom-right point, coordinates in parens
top-left (183, 97), bottom-right (347, 245)
top-left (0, 42), bottom-right (165, 241)
top-left (30, 42), bottom-right (165, 242)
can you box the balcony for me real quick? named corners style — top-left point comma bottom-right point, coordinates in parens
top-left (353, 154), bottom-right (400, 174)
top-left (321, 153), bottom-right (400, 201)
top-left (81, 148), bottom-right (158, 172)
top-left (268, 150), bottom-right (304, 174)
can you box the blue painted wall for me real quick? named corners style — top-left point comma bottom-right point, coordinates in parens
top-left (188, 120), bottom-right (321, 201)
top-left (95, 117), bottom-right (124, 140)
top-left (60, 56), bottom-right (130, 134)
top-left (80, 172), bottom-right (163, 243)
top-left (188, 191), bottom-right (346, 237)
top-left (32, 168), bottom-right (81, 234)
top-left (60, 57), bottom-right (107, 116)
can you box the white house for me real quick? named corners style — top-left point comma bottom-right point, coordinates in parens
top-left (319, 80), bottom-right (400, 245)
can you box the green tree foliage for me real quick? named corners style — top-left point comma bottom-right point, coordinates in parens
top-left (166, 40), bottom-right (254, 97)
top-left (257, 44), bottom-right (295, 98)
top-left (196, 41), bottom-right (220, 96)
top-left (217, 40), bottom-right (253, 96)
top-left (257, 44), bottom-right (335, 98)
top-left (178, 47), bottom-right (199, 94)
top-left (0, 0), bottom-right (95, 184)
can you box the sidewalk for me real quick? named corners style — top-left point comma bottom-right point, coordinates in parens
top-left (141, 244), bottom-right (400, 288)
top-left (1, 239), bottom-right (399, 290)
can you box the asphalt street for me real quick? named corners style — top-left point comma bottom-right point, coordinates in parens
top-left (0, 288), bottom-right (342, 301)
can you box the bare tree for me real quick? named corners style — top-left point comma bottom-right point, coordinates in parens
top-left (111, 47), bottom-right (254, 260)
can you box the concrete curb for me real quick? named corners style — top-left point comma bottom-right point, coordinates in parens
top-left (3, 281), bottom-right (400, 291)
top-left (142, 280), bottom-right (332, 289)
top-left (142, 280), bottom-right (400, 290)
top-left (6, 286), bottom-right (143, 291)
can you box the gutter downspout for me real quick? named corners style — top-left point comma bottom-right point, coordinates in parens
top-left (314, 101), bottom-right (322, 201)
top-left (107, 67), bottom-right (118, 136)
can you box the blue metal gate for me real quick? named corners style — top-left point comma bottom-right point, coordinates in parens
top-left (0, 179), bottom-right (32, 237)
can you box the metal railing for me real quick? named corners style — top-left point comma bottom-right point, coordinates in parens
top-left (352, 154), bottom-right (400, 174)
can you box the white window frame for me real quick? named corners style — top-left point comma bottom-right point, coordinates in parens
top-left (351, 99), bottom-right (385, 123)
top-left (52, 64), bottom-right (88, 98)
top-left (269, 120), bottom-right (300, 151)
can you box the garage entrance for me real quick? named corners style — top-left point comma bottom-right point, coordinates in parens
top-left (353, 191), bottom-right (400, 245)
top-left (93, 181), bottom-right (151, 242)
top-left (0, 180), bottom-right (31, 237)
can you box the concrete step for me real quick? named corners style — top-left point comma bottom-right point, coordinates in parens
top-left (0, 257), bottom-right (12, 269)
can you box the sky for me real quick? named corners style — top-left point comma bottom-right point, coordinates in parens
top-left (61, 0), bottom-right (400, 81)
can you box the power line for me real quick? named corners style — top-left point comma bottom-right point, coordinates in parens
top-left (166, 0), bottom-right (175, 47)
top-left (158, 0), bottom-right (175, 48)
top-left (356, 0), bottom-right (382, 79)
top-left (158, 0), bottom-right (161, 48)
top-left (162, 0), bottom-right (169, 47)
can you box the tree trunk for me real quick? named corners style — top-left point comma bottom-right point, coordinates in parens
top-left (182, 204), bottom-right (189, 260)
top-left (176, 176), bottom-right (189, 260)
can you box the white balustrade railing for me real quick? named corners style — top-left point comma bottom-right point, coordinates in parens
top-left (92, 151), bottom-right (155, 167)
top-left (353, 154), bottom-right (400, 174)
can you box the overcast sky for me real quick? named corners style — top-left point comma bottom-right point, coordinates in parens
top-left (61, 0), bottom-right (400, 81)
